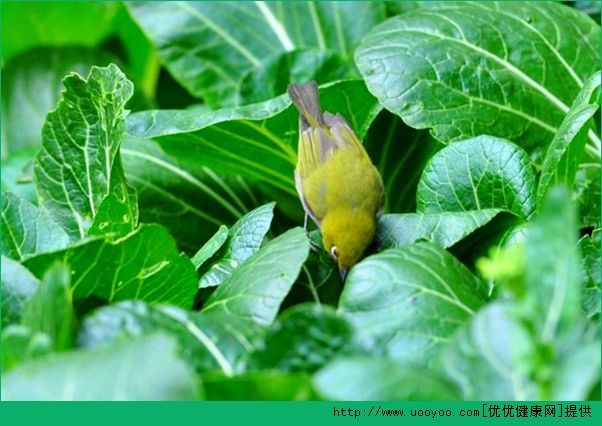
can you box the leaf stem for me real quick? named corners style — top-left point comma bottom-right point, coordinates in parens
top-left (303, 265), bottom-right (321, 306)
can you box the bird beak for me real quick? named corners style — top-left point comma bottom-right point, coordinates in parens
top-left (339, 268), bottom-right (348, 282)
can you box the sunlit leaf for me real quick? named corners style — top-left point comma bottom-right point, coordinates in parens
top-left (35, 64), bottom-right (137, 239)
top-left (356, 1), bottom-right (600, 154)
top-left (417, 136), bottom-right (536, 218)
top-left (339, 242), bottom-right (486, 363)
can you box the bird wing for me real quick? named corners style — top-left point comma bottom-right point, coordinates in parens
top-left (295, 169), bottom-right (320, 226)
top-left (296, 112), bottom-right (366, 178)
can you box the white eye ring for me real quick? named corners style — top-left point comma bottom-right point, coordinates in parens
top-left (330, 245), bottom-right (339, 259)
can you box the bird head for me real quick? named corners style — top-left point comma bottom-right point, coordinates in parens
top-left (321, 209), bottom-right (376, 281)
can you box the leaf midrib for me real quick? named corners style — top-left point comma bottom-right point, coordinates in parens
top-left (176, 1), bottom-right (261, 66)
top-left (369, 26), bottom-right (570, 113)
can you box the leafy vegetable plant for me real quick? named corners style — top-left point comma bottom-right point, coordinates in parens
top-left (1, 1), bottom-right (600, 401)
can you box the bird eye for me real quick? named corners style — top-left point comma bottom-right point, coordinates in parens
top-left (330, 246), bottom-right (339, 259)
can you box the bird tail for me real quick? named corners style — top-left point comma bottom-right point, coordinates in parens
top-left (287, 81), bottom-right (324, 128)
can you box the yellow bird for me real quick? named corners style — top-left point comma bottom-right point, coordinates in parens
top-left (288, 81), bottom-right (384, 280)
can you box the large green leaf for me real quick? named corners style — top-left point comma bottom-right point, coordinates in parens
top-left (1, 192), bottom-right (69, 261)
top-left (443, 302), bottom-right (537, 400)
top-left (417, 136), bottom-right (536, 218)
top-left (126, 80), bottom-right (381, 199)
top-left (23, 224), bottom-right (198, 310)
top-left (1, 256), bottom-right (39, 327)
top-left (21, 263), bottom-right (76, 351)
top-left (78, 301), bottom-right (262, 375)
top-left (1, 2), bottom-right (118, 63)
top-left (355, 1), bottom-right (601, 153)
top-left (35, 64), bottom-right (136, 240)
top-left (121, 136), bottom-right (260, 253)
top-left (537, 71), bottom-right (601, 207)
top-left (338, 242), bottom-right (486, 363)
top-left (377, 209), bottom-right (503, 250)
top-left (526, 186), bottom-right (580, 341)
top-left (313, 357), bottom-right (459, 400)
top-left (1, 325), bottom-right (52, 372)
top-left (1, 333), bottom-right (201, 401)
top-left (249, 304), bottom-right (364, 373)
top-left (1, 47), bottom-right (118, 156)
top-left (202, 228), bottom-right (310, 326)
top-left (199, 202), bottom-right (274, 288)
top-left (128, 1), bottom-right (386, 106)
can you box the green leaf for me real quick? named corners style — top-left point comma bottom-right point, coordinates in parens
top-left (313, 357), bottom-right (459, 400)
top-left (128, 1), bottom-right (386, 106)
top-left (1, 333), bottom-right (201, 401)
top-left (249, 304), bottom-right (363, 373)
top-left (338, 242), bottom-right (486, 362)
top-left (203, 371), bottom-right (315, 400)
top-left (23, 224), bottom-right (198, 309)
top-left (1, 192), bottom-right (70, 261)
top-left (1, 256), bottom-right (39, 327)
top-left (355, 2), bottom-right (601, 152)
top-left (537, 71), bottom-right (601, 207)
top-left (199, 202), bottom-right (274, 288)
top-left (35, 64), bottom-right (136, 240)
top-left (239, 49), bottom-right (354, 104)
top-left (377, 209), bottom-right (503, 250)
top-left (203, 228), bottom-right (310, 326)
top-left (191, 225), bottom-right (229, 270)
top-left (578, 230), bottom-right (600, 318)
top-left (1, 325), bottom-right (52, 372)
top-left (526, 186), bottom-right (580, 341)
top-left (21, 263), bottom-right (76, 351)
top-left (364, 111), bottom-right (442, 213)
top-left (1, 2), bottom-right (118, 63)
top-left (417, 136), bottom-right (536, 218)
top-left (78, 300), bottom-right (262, 375)
top-left (1, 47), bottom-right (118, 155)
top-left (443, 302), bottom-right (537, 400)
top-left (126, 80), bottom-right (381, 199)
top-left (121, 135), bottom-right (260, 253)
